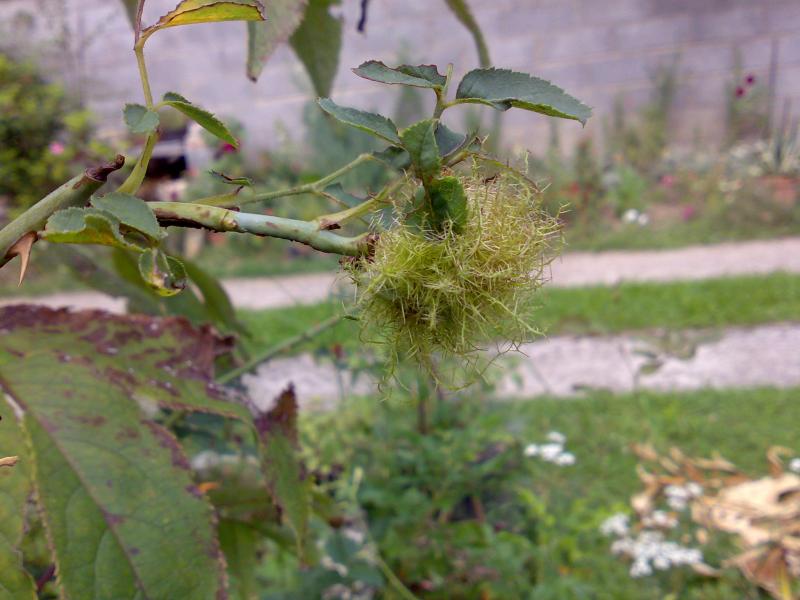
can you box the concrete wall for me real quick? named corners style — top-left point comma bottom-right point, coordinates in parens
top-left (2, 0), bottom-right (799, 155)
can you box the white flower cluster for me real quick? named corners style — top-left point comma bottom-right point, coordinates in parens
top-left (622, 208), bottom-right (650, 226)
top-left (610, 530), bottom-right (703, 578)
top-left (664, 482), bottom-right (703, 510)
top-left (789, 457), bottom-right (800, 474)
top-left (600, 513), bottom-right (630, 537)
top-left (641, 510), bottom-right (678, 529)
top-left (524, 431), bottom-right (575, 466)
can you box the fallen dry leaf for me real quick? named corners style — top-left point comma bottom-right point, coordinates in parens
top-left (0, 455), bottom-right (19, 467)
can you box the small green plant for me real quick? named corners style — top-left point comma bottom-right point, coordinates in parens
top-left (0, 52), bottom-right (111, 218)
top-left (0, 1), bottom-right (591, 598)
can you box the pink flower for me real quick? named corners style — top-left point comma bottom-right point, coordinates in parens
top-left (49, 141), bottom-right (65, 155)
top-left (681, 205), bottom-right (697, 221)
top-left (219, 143), bottom-right (237, 154)
top-left (745, 74), bottom-right (756, 86)
top-left (660, 174), bottom-right (675, 188)
top-left (735, 86), bottom-right (746, 98)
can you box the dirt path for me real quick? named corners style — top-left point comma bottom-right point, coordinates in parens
top-left (3, 237), bottom-right (800, 312)
top-left (243, 323), bottom-right (800, 410)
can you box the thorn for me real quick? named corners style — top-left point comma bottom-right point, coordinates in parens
top-left (7, 232), bottom-right (37, 286)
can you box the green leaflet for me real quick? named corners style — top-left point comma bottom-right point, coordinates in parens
top-left (43, 207), bottom-right (153, 252)
top-left (218, 520), bottom-right (260, 600)
top-left (162, 92), bottom-right (238, 147)
top-left (138, 248), bottom-right (188, 296)
top-left (400, 119), bottom-right (441, 183)
top-left (91, 192), bottom-right (164, 241)
top-left (290, 0), bottom-right (342, 97)
top-left (124, 103), bottom-right (160, 134)
top-left (352, 61), bottom-right (446, 89)
top-left (317, 98), bottom-right (401, 144)
top-left (435, 122), bottom-right (469, 158)
top-left (456, 68), bottom-right (592, 125)
top-left (428, 176), bottom-right (468, 232)
top-left (247, 0), bottom-right (308, 81)
top-left (0, 306), bottom-right (255, 599)
top-left (0, 400), bottom-right (36, 600)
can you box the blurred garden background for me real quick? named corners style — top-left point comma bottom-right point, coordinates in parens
top-left (2, 0), bottom-right (800, 598)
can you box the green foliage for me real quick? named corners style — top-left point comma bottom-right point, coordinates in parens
top-left (400, 119), bottom-right (442, 183)
top-left (0, 6), bottom-right (599, 597)
top-left (138, 248), bottom-right (188, 295)
top-left (124, 102), bottom-right (160, 134)
top-left (0, 306), bottom-right (257, 598)
top-left (0, 401), bottom-right (36, 600)
top-left (290, 0), bottom-right (342, 97)
top-left (353, 61), bottom-right (447, 89)
top-left (0, 52), bottom-right (111, 216)
top-left (247, 0), bottom-right (308, 81)
top-left (317, 98), bottom-right (401, 144)
top-left (162, 91), bottom-right (239, 147)
top-left (456, 68), bottom-right (592, 124)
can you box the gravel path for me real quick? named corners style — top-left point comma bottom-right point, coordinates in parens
top-left (243, 323), bottom-right (800, 410)
top-left (3, 237), bottom-right (799, 312)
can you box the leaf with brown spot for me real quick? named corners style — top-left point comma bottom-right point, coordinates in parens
top-left (0, 399), bottom-right (36, 599)
top-left (0, 305), bottom-right (262, 599)
top-left (255, 385), bottom-right (310, 561)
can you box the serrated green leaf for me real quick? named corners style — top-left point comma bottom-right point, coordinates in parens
top-left (218, 520), bottom-right (260, 600)
top-left (455, 68), bottom-right (592, 125)
top-left (247, 0), bottom-right (308, 81)
top-left (162, 93), bottom-right (238, 147)
top-left (91, 192), bottom-right (164, 241)
top-left (290, 0), bottom-right (342, 97)
top-left (322, 183), bottom-right (363, 208)
top-left (255, 387), bottom-right (310, 561)
top-left (428, 176), bottom-right (468, 232)
top-left (0, 400), bottom-right (36, 600)
top-left (143, 0), bottom-right (265, 40)
top-left (400, 119), bottom-right (441, 182)
top-left (435, 123), bottom-right (468, 158)
top-left (317, 98), bottom-right (400, 144)
top-left (209, 170), bottom-right (253, 187)
top-left (139, 249), bottom-right (187, 296)
top-left (43, 207), bottom-right (150, 252)
top-left (444, 0), bottom-right (490, 67)
top-left (352, 61), bottom-right (446, 89)
top-left (372, 146), bottom-right (411, 170)
top-left (124, 103), bottom-right (160, 134)
top-left (182, 258), bottom-right (248, 336)
top-left (0, 306), bottom-right (246, 599)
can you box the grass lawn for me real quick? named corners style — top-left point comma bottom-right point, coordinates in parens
top-left (239, 272), bottom-right (800, 356)
top-left (303, 386), bottom-right (800, 599)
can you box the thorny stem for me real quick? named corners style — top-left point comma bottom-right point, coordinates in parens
top-left (149, 201), bottom-right (372, 256)
top-left (433, 63), bottom-right (454, 119)
top-left (217, 313), bottom-right (347, 384)
top-left (314, 177), bottom-right (405, 228)
top-left (223, 153), bottom-right (378, 209)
